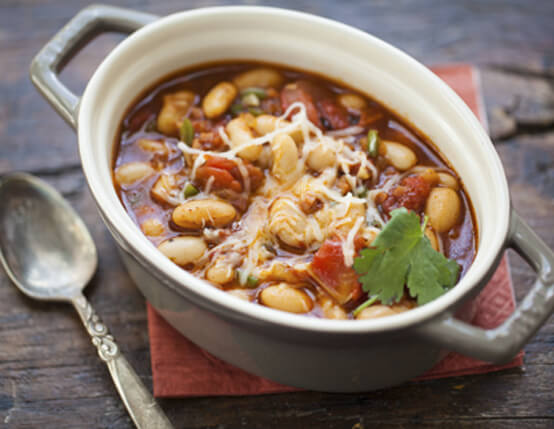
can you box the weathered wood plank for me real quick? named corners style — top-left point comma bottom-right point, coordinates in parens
top-left (482, 69), bottom-right (554, 140)
top-left (0, 0), bottom-right (552, 428)
top-left (1, 363), bottom-right (552, 428)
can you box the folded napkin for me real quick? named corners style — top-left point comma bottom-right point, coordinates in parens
top-left (147, 64), bottom-right (523, 397)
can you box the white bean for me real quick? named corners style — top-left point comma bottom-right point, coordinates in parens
top-left (138, 139), bottom-right (168, 156)
top-left (226, 116), bottom-right (261, 161)
top-left (233, 68), bottom-right (284, 90)
top-left (255, 115), bottom-right (303, 142)
top-left (438, 172), bottom-right (459, 190)
top-left (271, 133), bottom-right (298, 181)
top-left (425, 187), bottom-right (461, 233)
top-left (306, 142), bottom-right (335, 171)
top-left (172, 199), bottom-right (236, 229)
top-left (337, 93), bottom-right (367, 111)
top-left (260, 283), bottom-right (313, 313)
top-left (321, 297), bottom-right (347, 320)
top-left (202, 82), bottom-right (237, 118)
top-left (382, 141), bottom-right (417, 171)
top-left (141, 218), bottom-right (164, 236)
top-left (268, 197), bottom-right (311, 249)
top-left (157, 236), bottom-right (206, 266)
top-left (258, 260), bottom-right (308, 283)
top-left (419, 168), bottom-right (439, 185)
top-left (151, 174), bottom-right (180, 206)
top-left (257, 145), bottom-right (274, 169)
top-left (356, 305), bottom-right (397, 320)
top-left (114, 162), bottom-right (154, 187)
top-left (157, 90), bottom-right (195, 136)
top-left (206, 259), bottom-right (234, 284)
top-left (254, 114), bottom-right (279, 135)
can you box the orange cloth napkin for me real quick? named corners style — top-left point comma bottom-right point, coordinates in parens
top-left (146, 65), bottom-right (523, 397)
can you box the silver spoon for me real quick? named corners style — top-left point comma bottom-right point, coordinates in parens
top-left (0, 172), bottom-right (172, 429)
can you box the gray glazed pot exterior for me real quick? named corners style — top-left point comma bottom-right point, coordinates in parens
top-left (117, 242), bottom-right (444, 391)
top-left (29, 4), bottom-right (554, 391)
top-left (106, 203), bottom-right (484, 391)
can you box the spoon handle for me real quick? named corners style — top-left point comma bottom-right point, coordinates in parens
top-left (72, 294), bottom-right (173, 429)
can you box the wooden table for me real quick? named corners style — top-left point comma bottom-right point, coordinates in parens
top-left (1, 1), bottom-right (552, 427)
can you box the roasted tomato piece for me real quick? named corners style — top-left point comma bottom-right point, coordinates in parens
top-left (196, 165), bottom-right (242, 192)
top-left (280, 82), bottom-right (322, 127)
top-left (317, 98), bottom-right (350, 130)
top-left (310, 239), bottom-right (362, 305)
top-left (281, 80), bottom-right (349, 130)
top-left (245, 163), bottom-right (265, 190)
top-left (195, 156), bottom-right (264, 193)
top-left (196, 156), bottom-right (242, 192)
top-left (381, 175), bottom-right (431, 214)
top-left (204, 156), bottom-right (237, 171)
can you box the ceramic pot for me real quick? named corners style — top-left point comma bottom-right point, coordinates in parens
top-left (30, 4), bottom-right (554, 392)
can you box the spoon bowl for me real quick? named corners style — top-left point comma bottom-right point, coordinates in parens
top-left (0, 172), bottom-right (172, 428)
top-left (0, 172), bottom-right (96, 301)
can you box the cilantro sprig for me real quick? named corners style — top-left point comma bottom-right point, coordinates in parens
top-left (353, 208), bottom-right (460, 306)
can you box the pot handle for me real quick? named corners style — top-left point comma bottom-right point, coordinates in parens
top-left (416, 210), bottom-right (554, 363)
top-left (29, 4), bottom-right (157, 130)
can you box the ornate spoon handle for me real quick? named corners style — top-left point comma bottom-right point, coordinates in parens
top-left (72, 294), bottom-right (173, 429)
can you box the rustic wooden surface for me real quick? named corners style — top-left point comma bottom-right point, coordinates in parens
top-left (0, 0), bottom-right (552, 427)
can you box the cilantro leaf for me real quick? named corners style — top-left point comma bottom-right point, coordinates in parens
top-left (353, 208), bottom-right (460, 306)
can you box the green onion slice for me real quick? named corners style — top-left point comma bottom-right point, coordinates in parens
top-left (367, 129), bottom-right (379, 157)
top-left (230, 103), bottom-right (244, 116)
top-left (241, 93), bottom-right (260, 107)
top-left (354, 185), bottom-right (368, 198)
top-left (240, 87), bottom-right (267, 99)
top-left (246, 275), bottom-right (259, 288)
top-left (236, 269), bottom-right (260, 288)
top-left (422, 215), bottom-right (429, 232)
top-left (183, 183), bottom-right (199, 198)
top-left (180, 118), bottom-right (194, 146)
top-left (247, 107), bottom-right (263, 116)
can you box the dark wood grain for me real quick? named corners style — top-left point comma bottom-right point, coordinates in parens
top-left (0, 0), bottom-right (552, 428)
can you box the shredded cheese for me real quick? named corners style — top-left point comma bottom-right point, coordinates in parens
top-left (325, 125), bottom-right (365, 137)
top-left (342, 216), bottom-right (364, 267)
top-left (204, 175), bottom-right (215, 195)
top-left (174, 102), bottom-right (393, 270)
top-left (190, 152), bottom-right (206, 179)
